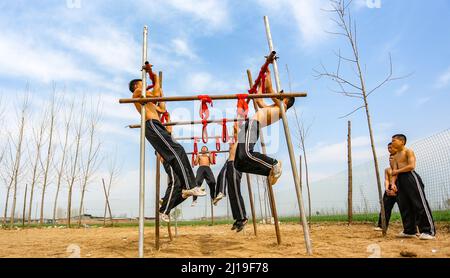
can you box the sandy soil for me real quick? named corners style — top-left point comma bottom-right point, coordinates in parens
top-left (0, 222), bottom-right (448, 258)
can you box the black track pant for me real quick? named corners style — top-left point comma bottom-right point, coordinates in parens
top-left (145, 120), bottom-right (196, 190)
top-left (194, 166), bottom-right (216, 200)
top-left (226, 161), bottom-right (246, 221)
top-left (160, 160), bottom-right (185, 215)
top-left (377, 192), bottom-right (397, 228)
top-left (397, 171), bottom-right (436, 236)
top-left (234, 120), bottom-right (277, 177)
top-left (215, 162), bottom-right (228, 197)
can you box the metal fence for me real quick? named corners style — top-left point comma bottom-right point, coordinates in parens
top-left (309, 129), bottom-right (450, 215)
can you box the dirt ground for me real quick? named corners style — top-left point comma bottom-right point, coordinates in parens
top-left (0, 222), bottom-right (448, 258)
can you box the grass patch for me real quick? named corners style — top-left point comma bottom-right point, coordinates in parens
top-left (2, 210), bottom-right (448, 229)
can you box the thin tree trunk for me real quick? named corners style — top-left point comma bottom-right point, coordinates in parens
top-left (52, 118), bottom-right (70, 225)
top-left (347, 121), bottom-right (353, 224)
top-left (3, 184), bottom-right (12, 226)
top-left (68, 123), bottom-right (82, 228)
top-left (256, 177), bottom-right (264, 222)
top-left (102, 179), bottom-right (113, 226)
top-left (10, 105), bottom-right (26, 227)
top-left (40, 96), bottom-right (56, 225)
top-left (22, 184), bottom-right (28, 227)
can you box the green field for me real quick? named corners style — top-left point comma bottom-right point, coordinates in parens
top-left (3, 210), bottom-right (448, 229)
top-left (101, 210), bottom-right (450, 228)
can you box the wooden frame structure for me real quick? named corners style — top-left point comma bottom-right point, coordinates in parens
top-left (119, 17), bottom-right (313, 258)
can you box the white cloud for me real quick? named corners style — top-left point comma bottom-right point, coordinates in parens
top-left (394, 84), bottom-right (409, 96)
top-left (164, 0), bottom-right (230, 30)
top-left (137, 0), bottom-right (231, 32)
top-left (0, 31), bottom-right (102, 85)
top-left (309, 136), bottom-right (372, 164)
top-left (256, 0), bottom-right (333, 47)
top-left (55, 27), bottom-right (140, 75)
top-left (172, 38), bottom-right (198, 60)
top-left (436, 67), bottom-right (450, 89)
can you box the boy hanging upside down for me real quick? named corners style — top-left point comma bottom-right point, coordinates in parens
top-left (128, 64), bottom-right (206, 221)
top-left (234, 70), bottom-right (295, 185)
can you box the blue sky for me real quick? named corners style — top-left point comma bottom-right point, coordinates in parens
top-left (0, 0), bottom-right (449, 219)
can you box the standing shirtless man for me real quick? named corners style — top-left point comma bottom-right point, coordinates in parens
top-left (391, 134), bottom-right (435, 240)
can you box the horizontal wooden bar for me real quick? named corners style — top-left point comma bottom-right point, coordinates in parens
top-left (175, 136), bottom-right (221, 141)
top-left (127, 118), bottom-right (245, 129)
top-left (119, 92), bottom-right (307, 104)
top-left (186, 150), bottom-right (230, 155)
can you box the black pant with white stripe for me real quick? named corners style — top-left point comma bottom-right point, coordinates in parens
top-left (226, 161), bottom-right (246, 221)
top-left (195, 166), bottom-right (216, 199)
top-left (377, 192), bottom-right (397, 229)
top-left (397, 171), bottom-right (436, 236)
top-left (160, 160), bottom-right (185, 215)
top-left (215, 162), bottom-right (228, 197)
top-left (145, 120), bottom-right (196, 190)
top-left (234, 120), bottom-right (277, 177)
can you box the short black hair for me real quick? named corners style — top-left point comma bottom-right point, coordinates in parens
top-left (285, 97), bottom-right (295, 110)
top-left (392, 134), bottom-right (407, 144)
top-left (388, 142), bottom-right (392, 146)
top-left (202, 146), bottom-right (208, 151)
top-left (129, 79), bottom-right (142, 93)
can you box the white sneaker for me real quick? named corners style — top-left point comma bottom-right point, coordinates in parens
top-left (373, 227), bottom-right (383, 232)
top-left (160, 213), bottom-right (170, 223)
top-left (213, 193), bottom-right (224, 206)
top-left (191, 200), bottom-right (198, 207)
top-left (268, 161), bottom-right (282, 186)
top-left (192, 187), bottom-right (207, 197)
top-left (181, 189), bottom-right (192, 199)
top-left (396, 232), bottom-right (417, 238)
top-left (419, 233), bottom-right (435, 240)
top-left (272, 161), bottom-right (282, 179)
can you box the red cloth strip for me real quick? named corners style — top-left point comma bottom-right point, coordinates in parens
top-left (160, 112), bottom-right (169, 124)
top-left (221, 119), bottom-right (229, 143)
top-left (211, 152), bottom-right (217, 165)
top-left (193, 138), bottom-right (198, 154)
top-left (237, 94), bottom-right (249, 118)
top-left (216, 137), bottom-right (221, 151)
top-left (202, 120), bottom-right (208, 144)
top-left (191, 153), bottom-right (197, 167)
top-left (198, 95), bottom-right (213, 120)
top-left (248, 62), bottom-right (271, 94)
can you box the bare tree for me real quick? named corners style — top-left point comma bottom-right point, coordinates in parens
top-left (78, 99), bottom-right (102, 227)
top-left (52, 97), bottom-right (74, 225)
top-left (66, 97), bottom-right (86, 228)
top-left (21, 183), bottom-right (28, 226)
top-left (39, 89), bottom-right (58, 225)
top-left (286, 64), bottom-right (313, 221)
top-left (27, 108), bottom-right (47, 225)
top-left (103, 149), bottom-right (121, 226)
top-left (315, 0), bottom-right (408, 235)
top-left (1, 138), bottom-right (14, 226)
top-left (9, 95), bottom-right (29, 227)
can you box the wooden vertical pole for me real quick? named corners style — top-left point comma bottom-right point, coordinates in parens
top-left (246, 174), bottom-right (258, 236)
top-left (246, 70), bottom-right (281, 244)
top-left (263, 16), bottom-right (312, 254)
top-left (155, 154), bottom-right (161, 251)
top-left (138, 26), bottom-right (148, 258)
top-left (347, 121), bottom-right (353, 224)
top-left (210, 198), bottom-right (214, 225)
